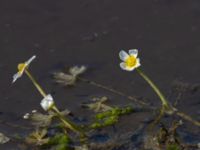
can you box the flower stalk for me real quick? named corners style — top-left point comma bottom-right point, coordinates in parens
top-left (25, 69), bottom-right (82, 134)
top-left (25, 69), bottom-right (46, 97)
top-left (119, 49), bottom-right (200, 126)
top-left (12, 56), bottom-right (83, 134)
top-left (51, 106), bottom-right (83, 134)
top-left (119, 50), bottom-right (175, 114)
top-left (136, 68), bottom-right (169, 107)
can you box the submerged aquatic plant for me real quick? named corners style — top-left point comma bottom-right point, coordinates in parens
top-left (27, 108), bottom-right (70, 128)
top-left (81, 96), bottom-right (112, 113)
top-left (0, 133), bottom-right (10, 144)
top-left (12, 56), bottom-right (84, 135)
top-left (11, 53), bottom-right (200, 149)
top-left (26, 128), bottom-right (49, 146)
top-left (42, 133), bottom-right (71, 150)
top-left (82, 96), bottom-right (134, 129)
top-left (147, 120), bottom-right (194, 150)
top-left (54, 65), bottom-right (150, 107)
top-left (90, 106), bottom-right (134, 129)
top-left (53, 65), bottom-right (86, 86)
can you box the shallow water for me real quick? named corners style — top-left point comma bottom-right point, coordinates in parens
top-left (0, 0), bottom-right (200, 149)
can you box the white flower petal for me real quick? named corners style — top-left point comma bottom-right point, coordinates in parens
top-left (119, 50), bottom-right (129, 61)
top-left (25, 55), bottom-right (36, 66)
top-left (119, 62), bottom-right (126, 70)
top-left (135, 58), bottom-right (141, 68)
top-left (12, 73), bottom-right (22, 83)
top-left (120, 62), bottom-right (135, 71)
top-left (128, 49), bottom-right (138, 57)
top-left (40, 94), bottom-right (54, 111)
top-left (12, 55), bottom-right (36, 84)
top-left (126, 66), bottom-right (136, 71)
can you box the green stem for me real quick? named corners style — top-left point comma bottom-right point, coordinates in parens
top-left (51, 106), bottom-right (82, 134)
top-left (25, 69), bottom-right (47, 98)
top-left (78, 77), bottom-right (150, 107)
top-left (25, 69), bottom-right (85, 134)
top-left (176, 111), bottom-right (200, 127)
top-left (136, 68), bottom-right (169, 108)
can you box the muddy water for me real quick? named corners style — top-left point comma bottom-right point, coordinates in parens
top-left (0, 0), bottom-right (200, 149)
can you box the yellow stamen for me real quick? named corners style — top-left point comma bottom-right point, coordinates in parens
top-left (18, 63), bottom-right (26, 74)
top-left (125, 56), bottom-right (136, 68)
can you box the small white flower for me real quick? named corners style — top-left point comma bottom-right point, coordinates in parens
top-left (119, 49), bottom-right (141, 71)
top-left (12, 55), bottom-right (36, 83)
top-left (23, 113), bottom-right (30, 119)
top-left (40, 94), bottom-right (54, 111)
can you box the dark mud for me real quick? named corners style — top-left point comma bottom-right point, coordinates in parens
top-left (0, 0), bottom-right (200, 149)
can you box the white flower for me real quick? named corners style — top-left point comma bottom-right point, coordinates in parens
top-left (119, 49), bottom-right (141, 71)
top-left (12, 55), bottom-right (36, 83)
top-left (40, 94), bottom-right (54, 111)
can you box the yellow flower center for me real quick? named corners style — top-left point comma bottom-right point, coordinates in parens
top-left (125, 56), bottom-right (136, 68)
top-left (17, 63), bottom-right (26, 74)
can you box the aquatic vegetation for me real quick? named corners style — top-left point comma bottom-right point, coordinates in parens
top-left (54, 67), bottom-right (150, 107)
top-left (119, 49), bottom-right (200, 127)
top-left (28, 110), bottom-right (59, 127)
top-left (0, 132), bottom-right (10, 144)
top-left (81, 96), bottom-right (112, 112)
top-left (11, 56), bottom-right (140, 149)
top-left (53, 66), bottom-right (86, 86)
top-left (143, 120), bottom-right (200, 150)
top-left (12, 56), bottom-right (86, 148)
top-left (82, 96), bottom-right (134, 129)
top-left (9, 53), bottom-right (200, 150)
top-left (119, 49), bottom-right (174, 115)
top-left (41, 133), bottom-right (71, 150)
top-left (91, 106), bottom-right (133, 129)
top-left (26, 128), bottom-right (49, 146)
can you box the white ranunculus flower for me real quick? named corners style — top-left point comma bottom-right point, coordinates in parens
top-left (119, 49), bottom-right (141, 71)
top-left (12, 55), bottom-right (36, 83)
top-left (40, 94), bottom-right (54, 111)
